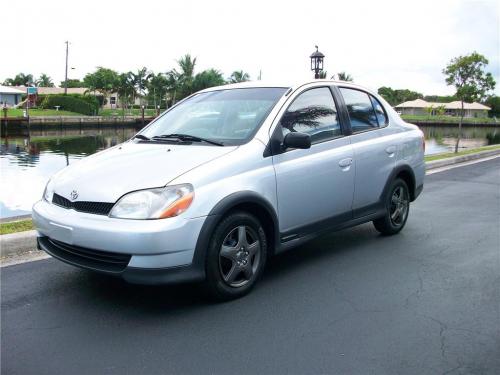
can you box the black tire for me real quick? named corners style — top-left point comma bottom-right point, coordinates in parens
top-left (204, 211), bottom-right (267, 301)
top-left (373, 178), bottom-right (410, 235)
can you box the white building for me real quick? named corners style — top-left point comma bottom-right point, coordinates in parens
top-left (395, 99), bottom-right (490, 118)
top-left (0, 86), bottom-right (24, 107)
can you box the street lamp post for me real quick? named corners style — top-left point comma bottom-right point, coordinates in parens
top-left (310, 45), bottom-right (325, 79)
top-left (64, 41), bottom-right (69, 94)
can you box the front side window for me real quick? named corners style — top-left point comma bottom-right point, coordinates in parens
top-left (141, 88), bottom-right (288, 146)
top-left (339, 88), bottom-right (378, 133)
top-left (280, 87), bottom-right (341, 144)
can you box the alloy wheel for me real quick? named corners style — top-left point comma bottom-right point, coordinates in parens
top-left (390, 186), bottom-right (409, 226)
top-left (219, 225), bottom-right (261, 288)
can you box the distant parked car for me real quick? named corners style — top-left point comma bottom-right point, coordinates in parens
top-left (33, 80), bottom-right (425, 300)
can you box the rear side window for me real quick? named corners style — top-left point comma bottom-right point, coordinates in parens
top-left (280, 87), bottom-right (341, 144)
top-left (370, 96), bottom-right (388, 126)
top-left (339, 88), bottom-right (378, 133)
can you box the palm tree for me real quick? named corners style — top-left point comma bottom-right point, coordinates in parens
top-left (36, 73), bottom-right (54, 87)
top-left (165, 70), bottom-right (181, 106)
top-left (176, 54), bottom-right (197, 97)
top-left (130, 67), bottom-right (152, 106)
top-left (116, 73), bottom-right (135, 113)
top-left (318, 71), bottom-right (328, 79)
top-left (228, 70), bottom-right (250, 83)
top-left (3, 73), bottom-right (34, 86)
top-left (336, 72), bottom-right (354, 82)
top-left (193, 69), bottom-right (225, 92)
top-left (147, 73), bottom-right (169, 110)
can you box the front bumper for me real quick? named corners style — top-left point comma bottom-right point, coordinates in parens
top-left (32, 199), bottom-right (207, 284)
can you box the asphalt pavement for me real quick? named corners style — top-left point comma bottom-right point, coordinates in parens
top-left (2, 158), bottom-right (499, 375)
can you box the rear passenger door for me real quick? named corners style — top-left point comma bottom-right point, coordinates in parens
top-left (272, 87), bottom-right (355, 235)
top-left (338, 87), bottom-right (396, 217)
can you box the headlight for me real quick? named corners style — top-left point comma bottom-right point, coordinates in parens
top-left (43, 179), bottom-right (54, 202)
top-left (109, 184), bottom-right (194, 219)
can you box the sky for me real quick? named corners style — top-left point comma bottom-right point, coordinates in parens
top-left (3, 0), bottom-right (499, 96)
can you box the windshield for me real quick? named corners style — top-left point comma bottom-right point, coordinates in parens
top-left (140, 87), bottom-right (288, 146)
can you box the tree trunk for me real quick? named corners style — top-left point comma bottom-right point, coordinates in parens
top-left (454, 100), bottom-right (464, 153)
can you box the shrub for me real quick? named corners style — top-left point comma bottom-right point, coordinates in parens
top-left (40, 95), bottom-right (95, 115)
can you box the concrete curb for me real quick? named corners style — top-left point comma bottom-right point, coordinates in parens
top-left (0, 214), bottom-right (32, 224)
top-left (1, 150), bottom-right (499, 262)
top-left (0, 230), bottom-right (39, 259)
top-left (426, 148), bottom-right (500, 170)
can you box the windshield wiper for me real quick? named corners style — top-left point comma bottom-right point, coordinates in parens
top-left (132, 134), bottom-right (150, 141)
top-left (151, 133), bottom-right (224, 146)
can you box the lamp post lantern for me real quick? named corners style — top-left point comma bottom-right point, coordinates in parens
top-left (310, 45), bottom-right (325, 79)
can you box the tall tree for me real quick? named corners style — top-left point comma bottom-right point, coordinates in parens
top-left (3, 73), bottom-right (34, 86)
top-left (36, 73), bottom-right (54, 87)
top-left (62, 79), bottom-right (84, 88)
top-left (485, 96), bottom-right (500, 118)
top-left (165, 70), bottom-right (182, 106)
top-left (83, 67), bottom-right (120, 107)
top-left (443, 52), bottom-right (496, 152)
top-left (116, 73), bottom-right (135, 111)
top-left (147, 73), bottom-right (169, 109)
top-left (176, 54), bottom-right (197, 97)
top-left (130, 67), bottom-right (152, 105)
top-left (377, 87), bottom-right (423, 106)
top-left (228, 70), bottom-right (250, 83)
top-left (192, 69), bottom-right (225, 92)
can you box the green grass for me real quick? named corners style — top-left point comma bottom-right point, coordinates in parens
top-left (4, 108), bottom-right (160, 118)
top-left (0, 219), bottom-right (34, 235)
top-left (425, 144), bottom-right (500, 162)
top-left (99, 108), bottom-right (158, 117)
top-left (402, 114), bottom-right (498, 124)
top-left (5, 108), bottom-right (81, 117)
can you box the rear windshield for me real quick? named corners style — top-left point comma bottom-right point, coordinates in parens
top-left (141, 87), bottom-right (288, 146)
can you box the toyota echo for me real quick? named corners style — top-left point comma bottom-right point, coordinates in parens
top-left (33, 80), bottom-right (425, 300)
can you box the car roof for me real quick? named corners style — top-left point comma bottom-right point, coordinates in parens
top-left (198, 79), bottom-right (377, 96)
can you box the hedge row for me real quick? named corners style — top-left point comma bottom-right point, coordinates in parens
top-left (40, 95), bottom-right (97, 115)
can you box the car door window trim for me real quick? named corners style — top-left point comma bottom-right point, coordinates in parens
top-left (265, 85), bottom-right (347, 156)
top-left (338, 86), bottom-right (389, 134)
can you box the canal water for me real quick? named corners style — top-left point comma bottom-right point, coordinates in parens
top-left (1, 125), bottom-right (499, 219)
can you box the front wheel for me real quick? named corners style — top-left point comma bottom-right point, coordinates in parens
top-left (373, 178), bottom-right (410, 235)
top-left (204, 211), bottom-right (267, 300)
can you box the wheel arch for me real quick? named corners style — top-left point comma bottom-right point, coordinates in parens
top-left (382, 164), bottom-right (417, 202)
top-left (192, 192), bottom-right (280, 277)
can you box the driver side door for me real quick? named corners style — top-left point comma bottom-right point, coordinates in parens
top-left (271, 87), bottom-right (355, 237)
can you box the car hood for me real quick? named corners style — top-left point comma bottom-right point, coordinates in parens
top-left (52, 141), bottom-right (237, 203)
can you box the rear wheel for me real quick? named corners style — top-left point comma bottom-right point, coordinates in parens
top-left (205, 211), bottom-right (267, 300)
top-left (373, 178), bottom-right (410, 235)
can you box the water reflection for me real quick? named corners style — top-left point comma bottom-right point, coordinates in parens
top-left (419, 125), bottom-right (500, 154)
top-left (1, 127), bottom-right (137, 218)
top-left (0, 125), bottom-right (499, 219)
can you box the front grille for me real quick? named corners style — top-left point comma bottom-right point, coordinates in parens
top-left (38, 237), bottom-right (131, 273)
top-left (52, 193), bottom-right (115, 215)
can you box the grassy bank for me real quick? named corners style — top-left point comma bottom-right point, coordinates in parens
top-left (5, 108), bottom-right (82, 117)
top-left (0, 219), bottom-right (34, 235)
top-left (4, 108), bottom-right (159, 118)
top-left (425, 144), bottom-right (500, 162)
top-left (99, 108), bottom-right (158, 117)
top-left (402, 114), bottom-right (498, 124)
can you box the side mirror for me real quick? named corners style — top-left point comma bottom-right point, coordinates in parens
top-left (283, 132), bottom-right (311, 150)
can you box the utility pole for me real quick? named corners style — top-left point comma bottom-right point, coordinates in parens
top-left (64, 41), bottom-right (69, 94)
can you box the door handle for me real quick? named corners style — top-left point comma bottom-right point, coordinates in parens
top-left (385, 146), bottom-right (397, 156)
top-left (338, 158), bottom-right (353, 168)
